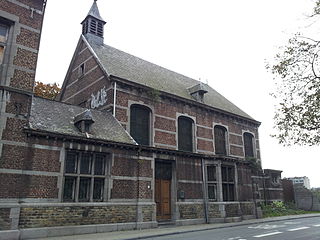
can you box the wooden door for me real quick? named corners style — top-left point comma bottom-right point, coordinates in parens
top-left (155, 179), bottom-right (171, 220)
top-left (155, 161), bottom-right (172, 221)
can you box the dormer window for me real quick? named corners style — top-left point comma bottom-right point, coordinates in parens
top-left (74, 109), bottom-right (95, 133)
top-left (188, 83), bottom-right (208, 103)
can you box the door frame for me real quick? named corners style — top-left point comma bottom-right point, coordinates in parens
top-left (154, 159), bottom-right (176, 222)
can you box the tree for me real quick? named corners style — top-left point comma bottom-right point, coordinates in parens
top-left (34, 81), bottom-right (61, 100)
top-left (267, 2), bottom-right (320, 146)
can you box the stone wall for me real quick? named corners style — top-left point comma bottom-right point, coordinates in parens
top-left (178, 203), bottom-right (204, 220)
top-left (0, 208), bottom-right (11, 230)
top-left (294, 185), bottom-right (320, 211)
top-left (208, 204), bottom-right (221, 218)
top-left (18, 203), bottom-right (155, 228)
top-left (225, 203), bottom-right (240, 217)
top-left (240, 202), bottom-right (255, 216)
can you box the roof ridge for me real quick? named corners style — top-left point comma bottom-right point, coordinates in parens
top-left (96, 42), bottom-right (200, 86)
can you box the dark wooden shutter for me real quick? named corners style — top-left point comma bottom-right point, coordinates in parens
top-left (244, 133), bottom-right (254, 158)
top-left (214, 126), bottom-right (227, 155)
top-left (130, 105), bottom-right (150, 145)
top-left (178, 116), bottom-right (193, 152)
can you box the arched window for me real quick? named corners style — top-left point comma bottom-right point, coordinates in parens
top-left (214, 126), bottom-right (227, 155)
top-left (130, 104), bottom-right (151, 146)
top-left (178, 116), bottom-right (194, 152)
top-left (243, 132), bottom-right (254, 158)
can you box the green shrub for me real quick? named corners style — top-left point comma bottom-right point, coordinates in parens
top-left (261, 201), bottom-right (310, 218)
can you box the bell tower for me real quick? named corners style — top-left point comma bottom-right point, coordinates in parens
top-left (81, 0), bottom-right (106, 44)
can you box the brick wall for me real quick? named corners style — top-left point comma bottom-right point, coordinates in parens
top-left (0, 173), bottom-right (58, 199)
top-left (112, 87), bottom-right (259, 159)
top-left (112, 156), bottom-right (152, 178)
top-left (0, 144), bottom-right (60, 172)
top-left (178, 183), bottom-right (203, 199)
top-left (176, 157), bottom-right (202, 182)
top-left (0, 0), bottom-right (46, 203)
top-left (111, 180), bottom-right (152, 199)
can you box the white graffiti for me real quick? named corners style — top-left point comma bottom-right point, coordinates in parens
top-left (90, 87), bottom-right (107, 109)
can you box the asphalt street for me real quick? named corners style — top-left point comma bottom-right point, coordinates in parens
top-left (149, 216), bottom-right (320, 240)
top-left (32, 214), bottom-right (320, 240)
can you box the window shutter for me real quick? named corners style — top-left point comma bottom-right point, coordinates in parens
top-left (130, 105), bottom-right (150, 145)
top-left (244, 133), bottom-right (254, 158)
top-left (214, 126), bottom-right (227, 155)
top-left (178, 116), bottom-right (193, 152)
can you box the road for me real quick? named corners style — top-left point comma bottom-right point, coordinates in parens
top-left (148, 216), bottom-right (320, 240)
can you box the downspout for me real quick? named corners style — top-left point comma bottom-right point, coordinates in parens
top-left (201, 158), bottom-right (209, 223)
top-left (251, 177), bottom-right (258, 218)
top-left (113, 81), bottom-right (117, 117)
top-left (135, 147), bottom-right (141, 230)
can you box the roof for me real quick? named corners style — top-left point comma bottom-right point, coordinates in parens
top-left (86, 38), bottom-right (256, 121)
top-left (29, 97), bottom-right (136, 144)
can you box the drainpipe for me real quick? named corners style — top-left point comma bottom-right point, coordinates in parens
top-left (201, 158), bottom-right (209, 223)
top-left (113, 81), bottom-right (117, 117)
top-left (135, 147), bottom-right (142, 230)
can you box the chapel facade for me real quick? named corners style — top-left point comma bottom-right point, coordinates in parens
top-left (0, 1), bottom-right (283, 239)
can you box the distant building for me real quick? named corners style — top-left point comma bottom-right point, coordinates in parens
top-left (286, 176), bottom-right (311, 189)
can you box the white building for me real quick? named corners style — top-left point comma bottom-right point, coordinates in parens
top-left (287, 176), bottom-right (311, 189)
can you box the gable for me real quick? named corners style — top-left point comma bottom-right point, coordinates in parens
top-left (59, 37), bottom-right (111, 108)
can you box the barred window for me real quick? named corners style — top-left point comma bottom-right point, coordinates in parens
top-left (221, 165), bottom-right (235, 201)
top-left (214, 126), bottom-right (227, 155)
top-left (0, 21), bottom-right (9, 65)
top-left (243, 132), bottom-right (254, 158)
top-left (63, 151), bottom-right (107, 202)
top-left (178, 116), bottom-right (193, 152)
top-left (207, 165), bottom-right (217, 201)
top-left (130, 104), bottom-right (151, 146)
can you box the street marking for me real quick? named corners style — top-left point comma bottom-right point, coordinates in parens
top-left (253, 232), bottom-right (282, 238)
top-left (287, 226), bottom-right (310, 231)
top-left (227, 237), bottom-right (242, 240)
top-left (284, 221), bottom-right (300, 225)
top-left (313, 224), bottom-right (320, 227)
top-left (248, 224), bottom-right (284, 230)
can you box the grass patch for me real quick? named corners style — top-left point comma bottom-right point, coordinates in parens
top-left (261, 201), bottom-right (320, 218)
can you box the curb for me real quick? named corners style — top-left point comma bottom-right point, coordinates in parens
top-left (120, 214), bottom-right (320, 240)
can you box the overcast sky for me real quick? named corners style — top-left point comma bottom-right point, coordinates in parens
top-left (36, 0), bottom-right (320, 187)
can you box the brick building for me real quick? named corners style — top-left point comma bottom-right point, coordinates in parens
top-left (0, 1), bottom-right (283, 239)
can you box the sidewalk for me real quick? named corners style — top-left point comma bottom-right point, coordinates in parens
top-left (35, 213), bottom-right (320, 240)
